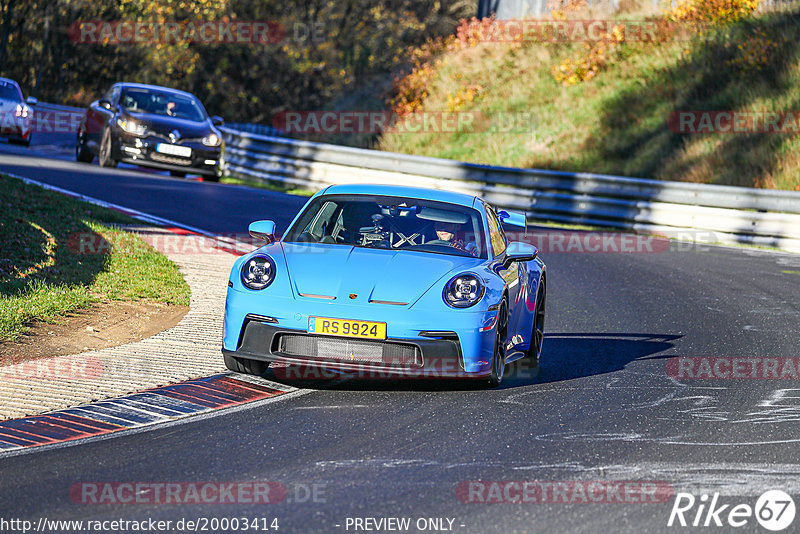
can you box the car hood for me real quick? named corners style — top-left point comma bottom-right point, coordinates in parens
top-left (281, 244), bottom-right (481, 306)
top-left (124, 111), bottom-right (211, 138)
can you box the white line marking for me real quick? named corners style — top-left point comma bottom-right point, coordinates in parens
top-left (6, 172), bottom-right (237, 243)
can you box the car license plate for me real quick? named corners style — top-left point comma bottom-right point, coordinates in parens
top-left (156, 143), bottom-right (191, 158)
top-left (307, 317), bottom-right (386, 340)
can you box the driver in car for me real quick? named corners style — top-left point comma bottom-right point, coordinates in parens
top-left (433, 221), bottom-right (477, 256)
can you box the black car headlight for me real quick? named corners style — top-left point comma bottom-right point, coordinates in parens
top-left (241, 255), bottom-right (276, 290)
top-left (202, 132), bottom-right (221, 147)
top-left (116, 118), bottom-right (147, 136)
top-left (443, 273), bottom-right (484, 308)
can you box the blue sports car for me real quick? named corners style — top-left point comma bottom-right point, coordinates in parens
top-left (222, 184), bottom-right (546, 386)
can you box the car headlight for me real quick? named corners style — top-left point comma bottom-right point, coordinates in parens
top-left (443, 273), bottom-right (484, 308)
top-left (117, 118), bottom-right (147, 136)
top-left (15, 104), bottom-right (29, 118)
top-left (202, 132), bottom-right (221, 147)
top-left (241, 255), bottom-right (276, 290)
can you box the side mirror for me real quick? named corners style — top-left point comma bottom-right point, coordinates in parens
top-left (497, 210), bottom-right (527, 228)
top-left (249, 220), bottom-right (276, 242)
top-left (98, 99), bottom-right (116, 111)
top-left (503, 241), bottom-right (538, 268)
top-left (25, 96), bottom-right (38, 106)
top-left (211, 115), bottom-right (224, 126)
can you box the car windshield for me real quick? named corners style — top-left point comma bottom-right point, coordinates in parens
top-left (119, 87), bottom-right (206, 121)
top-left (283, 194), bottom-right (487, 259)
top-left (0, 82), bottom-right (21, 102)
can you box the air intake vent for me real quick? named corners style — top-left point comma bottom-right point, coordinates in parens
top-left (277, 334), bottom-right (422, 367)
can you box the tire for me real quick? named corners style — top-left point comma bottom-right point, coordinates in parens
top-left (76, 130), bottom-right (93, 162)
top-left (98, 128), bottom-right (117, 168)
top-left (9, 136), bottom-right (30, 146)
top-left (526, 277), bottom-right (546, 365)
top-left (486, 298), bottom-right (508, 387)
top-left (223, 353), bottom-right (268, 375)
top-left (204, 172), bottom-right (220, 182)
top-left (170, 170), bottom-right (186, 178)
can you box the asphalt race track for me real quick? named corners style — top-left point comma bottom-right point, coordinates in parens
top-left (2, 137), bottom-right (800, 533)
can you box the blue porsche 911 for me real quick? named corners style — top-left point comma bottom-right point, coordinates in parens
top-left (221, 184), bottom-right (546, 386)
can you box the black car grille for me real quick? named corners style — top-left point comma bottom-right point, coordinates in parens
top-left (150, 153), bottom-right (192, 166)
top-left (276, 334), bottom-right (422, 367)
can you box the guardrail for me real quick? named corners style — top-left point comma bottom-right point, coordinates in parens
top-left (27, 99), bottom-right (800, 252)
top-left (221, 127), bottom-right (800, 253)
top-left (33, 101), bottom-right (83, 114)
top-left (225, 122), bottom-right (284, 137)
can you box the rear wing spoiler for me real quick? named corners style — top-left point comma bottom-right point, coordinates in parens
top-left (497, 210), bottom-right (527, 229)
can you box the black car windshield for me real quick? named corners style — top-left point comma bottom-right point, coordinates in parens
top-left (0, 82), bottom-right (22, 102)
top-left (119, 88), bottom-right (206, 121)
top-left (283, 194), bottom-right (487, 259)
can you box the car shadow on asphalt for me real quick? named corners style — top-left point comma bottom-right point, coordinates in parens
top-left (259, 332), bottom-right (681, 392)
top-left (527, 332), bottom-right (681, 386)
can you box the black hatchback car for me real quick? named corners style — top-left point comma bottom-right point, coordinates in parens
top-left (76, 83), bottom-right (224, 180)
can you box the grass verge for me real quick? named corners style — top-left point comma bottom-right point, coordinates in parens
top-left (0, 174), bottom-right (190, 342)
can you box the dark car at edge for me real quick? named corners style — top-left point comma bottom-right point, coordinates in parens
top-left (75, 82), bottom-right (224, 180)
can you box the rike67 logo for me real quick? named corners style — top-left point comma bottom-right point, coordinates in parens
top-left (668, 490), bottom-right (795, 531)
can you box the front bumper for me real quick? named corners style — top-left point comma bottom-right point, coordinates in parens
top-left (114, 132), bottom-right (222, 176)
top-left (0, 119), bottom-right (32, 140)
top-left (223, 314), bottom-right (495, 379)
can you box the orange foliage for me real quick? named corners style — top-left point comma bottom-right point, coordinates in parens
top-left (669, 0), bottom-right (759, 24)
top-left (551, 24), bottom-right (625, 86)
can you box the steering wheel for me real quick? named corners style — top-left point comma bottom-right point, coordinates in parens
top-left (425, 239), bottom-right (451, 245)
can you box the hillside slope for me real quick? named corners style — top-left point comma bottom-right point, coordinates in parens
top-left (374, 2), bottom-right (800, 190)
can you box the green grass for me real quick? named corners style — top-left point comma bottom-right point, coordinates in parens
top-left (331, 6), bottom-right (800, 191)
top-left (0, 175), bottom-right (190, 342)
